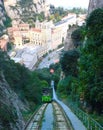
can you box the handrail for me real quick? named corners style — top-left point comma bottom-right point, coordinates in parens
top-left (68, 102), bottom-right (103, 130)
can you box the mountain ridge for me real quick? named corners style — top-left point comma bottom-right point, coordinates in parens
top-left (4, 0), bottom-right (50, 23)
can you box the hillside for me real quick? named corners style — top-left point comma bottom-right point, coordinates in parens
top-left (4, 0), bottom-right (50, 23)
top-left (0, 0), bottom-right (103, 129)
top-left (0, 50), bottom-right (31, 129)
top-left (0, 73), bottom-right (26, 129)
top-left (0, 0), bottom-right (11, 36)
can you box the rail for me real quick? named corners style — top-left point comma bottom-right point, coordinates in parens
top-left (23, 105), bottom-right (41, 130)
top-left (53, 101), bottom-right (73, 130)
top-left (24, 104), bottom-right (47, 130)
top-left (24, 102), bottom-right (73, 130)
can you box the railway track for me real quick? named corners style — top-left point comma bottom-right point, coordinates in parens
top-left (24, 103), bottom-right (47, 130)
top-left (52, 102), bottom-right (73, 130)
top-left (24, 101), bottom-right (73, 130)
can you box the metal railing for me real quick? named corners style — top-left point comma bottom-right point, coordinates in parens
top-left (67, 101), bottom-right (103, 130)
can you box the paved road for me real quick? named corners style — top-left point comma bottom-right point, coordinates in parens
top-left (38, 49), bottom-right (62, 69)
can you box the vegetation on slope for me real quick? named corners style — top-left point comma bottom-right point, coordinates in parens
top-left (4, 15), bottom-right (12, 28)
top-left (0, 50), bottom-right (61, 128)
top-left (57, 8), bottom-right (103, 125)
top-left (49, 6), bottom-right (87, 23)
top-left (78, 8), bottom-right (103, 114)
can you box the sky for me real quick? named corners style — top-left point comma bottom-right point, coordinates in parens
top-left (47, 0), bottom-right (89, 9)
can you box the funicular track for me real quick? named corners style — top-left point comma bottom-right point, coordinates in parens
top-left (24, 103), bottom-right (47, 130)
top-left (24, 101), bottom-right (73, 130)
top-left (52, 101), bottom-right (73, 130)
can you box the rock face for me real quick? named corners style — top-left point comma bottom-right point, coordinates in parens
top-left (0, 0), bottom-right (9, 35)
top-left (64, 27), bottom-right (76, 51)
top-left (0, 73), bottom-right (27, 130)
top-left (4, 0), bottom-right (50, 21)
top-left (88, 0), bottom-right (103, 14)
top-left (0, 0), bottom-right (50, 35)
top-left (64, 0), bottom-right (103, 51)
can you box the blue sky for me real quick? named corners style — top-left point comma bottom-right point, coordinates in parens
top-left (47, 0), bottom-right (89, 9)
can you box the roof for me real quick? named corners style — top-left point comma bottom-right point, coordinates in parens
top-left (31, 28), bottom-right (41, 32)
top-left (19, 24), bottom-right (29, 27)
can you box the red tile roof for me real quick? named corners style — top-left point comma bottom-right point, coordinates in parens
top-left (31, 28), bottom-right (41, 32)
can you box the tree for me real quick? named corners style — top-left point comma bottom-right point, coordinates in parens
top-left (71, 25), bottom-right (86, 48)
top-left (86, 8), bottom-right (103, 40)
top-left (25, 72), bottom-right (42, 104)
top-left (78, 9), bottom-right (103, 113)
top-left (57, 75), bottom-right (73, 96)
top-left (58, 8), bottom-right (103, 115)
top-left (38, 12), bottom-right (45, 22)
top-left (4, 15), bottom-right (12, 27)
top-left (78, 38), bottom-right (103, 114)
top-left (60, 49), bottom-right (79, 76)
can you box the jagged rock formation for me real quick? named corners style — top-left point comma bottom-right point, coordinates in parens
top-left (0, 0), bottom-right (10, 35)
top-left (0, 72), bottom-right (28, 130)
top-left (4, 0), bottom-right (50, 22)
top-left (88, 0), bottom-right (103, 14)
top-left (64, 27), bottom-right (76, 51)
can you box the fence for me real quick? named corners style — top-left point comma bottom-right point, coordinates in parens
top-left (68, 101), bottom-right (103, 130)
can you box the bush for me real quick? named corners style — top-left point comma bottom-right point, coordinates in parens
top-left (86, 8), bottom-right (103, 40)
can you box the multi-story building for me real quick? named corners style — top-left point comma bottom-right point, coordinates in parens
top-left (51, 27), bottom-right (62, 50)
top-left (5, 13), bottom-right (87, 70)
top-left (7, 14), bottom-right (78, 54)
top-left (19, 24), bottom-right (29, 31)
top-left (13, 31), bottom-right (22, 47)
top-left (29, 28), bottom-right (42, 45)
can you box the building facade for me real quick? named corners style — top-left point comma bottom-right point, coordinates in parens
top-left (7, 13), bottom-right (82, 54)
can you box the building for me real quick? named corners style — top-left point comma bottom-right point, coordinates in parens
top-left (76, 14), bottom-right (87, 26)
top-left (19, 24), bottom-right (29, 31)
top-left (51, 27), bottom-right (62, 50)
top-left (13, 31), bottom-right (22, 47)
top-left (7, 15), bottom-right (78, 54)
top-left (29, 28), bottom-right (42, 45)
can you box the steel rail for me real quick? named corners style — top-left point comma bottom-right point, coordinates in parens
top-left (24, 103), bottom-right (47, 130)
top-left (52, 101), bottom-right (73, 130)
top-left (24, 101), bottom-right (73, 130)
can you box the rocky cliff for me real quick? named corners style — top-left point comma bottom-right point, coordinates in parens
top-left (4, 0), bottom-right (50, 22)
top-left (64, 27), bottom-right (76, 51)
top-left (64, 0), bottom-right (103, 51)
top-left (0, 0), bottom-right (11, 36)
top-left (88, 0), bottom-right (103, 14)
top-left (0, 72), bottom-right (28, 130)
